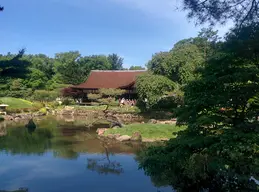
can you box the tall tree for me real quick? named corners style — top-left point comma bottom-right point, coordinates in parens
top-left (138, 25), bottom-right (259, 191)
top-left (79, 55), bottom-right (112, 75)
top-left (107, 54), bottom-right (123, 70)
top-left (136, 73), bottom-right (175, 109)
top-left (0, 49), bottom-right (30, 79)
top-left (148, 41), bottom-right (204, 84)
top-left (55, 51), bottom-right (84, 85)
top-left (182, 0), bottom-right (259, 26)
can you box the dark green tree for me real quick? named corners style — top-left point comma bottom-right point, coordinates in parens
top-left (27, 54), bottom-right (55, 79)
top-left (55, 51), bottom-right (84, 85)
top-left (107, 53), bottom-right (123, 70)
top-left (147, 52), bottom-right (171, 77)
top-left (148, 41), bottom-right (204, 84)
top-left (182, 0), bottom-right (259, 26)
top-left (79, 55), bottom-right (112, 73)
top-left (136, 73), bottom-right (175, 109)
top-left (138, 25), bottom-right (259, 191)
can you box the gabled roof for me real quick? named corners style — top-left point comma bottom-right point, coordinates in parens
top-left (74, 70), bottom-right (146, 89)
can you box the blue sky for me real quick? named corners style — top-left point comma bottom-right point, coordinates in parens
top-left (0, 0), bottom-right (230, 68)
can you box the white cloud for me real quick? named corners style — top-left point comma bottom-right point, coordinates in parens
top-left (109, 0), bottom-right (187, 22)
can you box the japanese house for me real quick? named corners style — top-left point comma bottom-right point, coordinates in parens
top-left (72, 70), bottom-right (146, 101)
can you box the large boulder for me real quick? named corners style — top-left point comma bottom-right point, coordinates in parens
top-left (116, 135), bottom-right (131, 142)
top-left (107, 133), bottom-right (121, 139)
top-left (131, 132), bottom-right (142, 141)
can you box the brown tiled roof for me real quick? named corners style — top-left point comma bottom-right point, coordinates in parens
top-left (74, 70), bottom-right (146, 89)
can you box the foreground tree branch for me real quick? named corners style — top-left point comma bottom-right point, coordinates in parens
top-left (182, 0), bottom-right (259, 26)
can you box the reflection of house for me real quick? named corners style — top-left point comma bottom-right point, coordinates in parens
top-left (72, 70), bottom-right (146, 100)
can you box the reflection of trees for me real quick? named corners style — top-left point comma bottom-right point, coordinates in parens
top-left (53, 148), bottom-right (79, 159)
top-left (0, 187), bottom-right (29, 192)
top-left (25, 119), bottom-right (36, 134)
top-left (86, 139), bottom-right (124, 175)
top-left (0, 126), bottom-right (53, 155)
top-left (135, 153), bottom-right (169, 188)
top-left (52, 140), bottom-right (79, 160)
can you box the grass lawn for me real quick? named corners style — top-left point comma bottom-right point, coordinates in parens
top-left (104, 123), bottom-right (187, 140)
top-left (0, 97), bottom-right (33, 109)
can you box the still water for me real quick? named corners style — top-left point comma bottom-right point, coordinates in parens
top-left (0, 117), bottom-right (172, 192)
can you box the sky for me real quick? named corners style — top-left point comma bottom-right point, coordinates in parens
top-left (0, 0), bottom-right (231, 68)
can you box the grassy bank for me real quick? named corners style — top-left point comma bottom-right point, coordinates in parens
top-left (104, 123), bottom-right (187, 140)
top-left (0, 97), bottom-right (33, 109)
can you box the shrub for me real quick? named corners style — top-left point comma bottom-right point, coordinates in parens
top-left (87, 93), bottom-right (102, 101)
top-left (62, 98), bottom-right (75, 105)
top-left (46, 101), bottom-right (60, 109)
top-left (6, 108), bottom-right (22, 114)
top-left (22, 108), bottom-right (31, 113)
top-left (99, 88), bottom-right (126, 97)
top-left (32, 102), bottom-right (44, 109)
top-left (39, 107), bottom-right (47, 115)
top-left (98, 98), bottom-right (118, 106)
top-left (32, 90), bottom-right (58, 102)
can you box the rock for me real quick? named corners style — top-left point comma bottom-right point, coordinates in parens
top-left (107, 134), bottom-right (115, 139)
top-left (106, 134), bottom-right (121, 139)
top-left (14, 117), bottom-right (20, 121)
top-left (148, 119), bottom-right (157, 124)
top-left (116, 135), bottom-right (131, 142)
top-left (113, 134), bottom-right (121, 139)
top-left (4, 115), bottom-right (13, 121)
top-left (131, 132), bottom-right (142, 141)
top-left (64, 106), bottom-right (74, 110)
top-left (96, 128), bottom-right (108, 136)
top-left (25, 119), bottom-right (37, 133)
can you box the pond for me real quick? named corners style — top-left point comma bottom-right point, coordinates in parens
top-left (0, 116), bottom-right (173, 192)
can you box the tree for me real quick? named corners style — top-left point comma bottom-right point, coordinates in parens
top-left (33, 90), bottom-right (59, 102)
top-left (24, 68), bottom-right (48, 89)
top-left (0, 49), bottom-right (30, 79)
top-left (61, 87), bottom-right (84, 101)
top-left (79, 55), bottom-right (112, 73)
top-left (147, 52), bottom-right (171, 77)
top-left (87, 88), bottom-right (125, 106)
top-left (129, 66), bottom-right (145, 70)
top-left (182, 0), bottom-right (259, 26)
top-left (136, 73), bottom-right (175, 109)
top-left (148, 41), bottom-right (204, 85)
top-left (138, 25), bottom-right (259, 191)
top-left (55, 51), bottom-right (85, 85)
top-left (28, 54), bottom-right (55, 79)
top-left (107, 54), bottom-right (123, 70)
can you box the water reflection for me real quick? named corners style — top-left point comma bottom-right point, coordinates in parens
top-left (25, 119), bottom-right (36, 134)
top-left (0, 188), bottom-right (29, 192)
top-left (87, 138), bottom-right (124, 175)
top-left (0, 117), bottom-right (172, 192)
